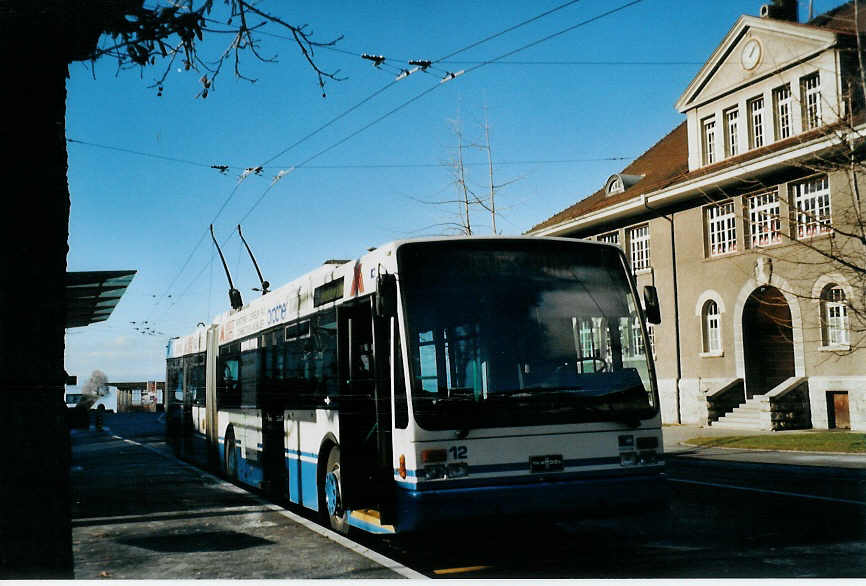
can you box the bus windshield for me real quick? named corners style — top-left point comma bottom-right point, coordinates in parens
top-left (398, 240), bottom-right (658, 431)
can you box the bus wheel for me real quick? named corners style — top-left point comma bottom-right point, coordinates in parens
top-left (322, 445), bottom-right (349, 535)
top-left (225, 426), bottom-right (237, 480)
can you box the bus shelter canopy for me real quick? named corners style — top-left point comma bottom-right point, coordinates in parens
top-left (65, 270), bottom-right (136, 328)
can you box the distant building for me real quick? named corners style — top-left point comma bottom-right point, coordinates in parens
top-left (529, 1), bottom-right (865, 431)
top-left (112, 381), bottom-right (166, 412)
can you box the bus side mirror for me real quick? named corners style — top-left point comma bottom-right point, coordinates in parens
top-left (643, 286), bottom-right (661, 325)
top-left (376, 273), bottom-right (398, 318)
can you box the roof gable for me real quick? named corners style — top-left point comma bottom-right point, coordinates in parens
top-left (675, 15), bottom-right (837, 112)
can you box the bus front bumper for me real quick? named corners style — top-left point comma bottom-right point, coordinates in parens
top-left (394, 467), bottom-right (667, 533)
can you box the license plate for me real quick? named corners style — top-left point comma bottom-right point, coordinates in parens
top-left (529, 454), bottom-right (563, 473)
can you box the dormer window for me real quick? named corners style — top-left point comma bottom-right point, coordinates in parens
top-left (604, 173), bottom-right (644, 196)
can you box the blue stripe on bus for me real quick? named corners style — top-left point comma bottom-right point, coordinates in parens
top-left (471, 456), bottom-right (621, 474)
top-left (394, 456), bottom-right (622, 481)
top-left (284, 448), bottom-right (319, 460)
top-left (395, 463), bottom-right (663, 491)
top-left (286, 457), bottom-right (319, 510)
top-left (215, 436), bottom-right (319, 511)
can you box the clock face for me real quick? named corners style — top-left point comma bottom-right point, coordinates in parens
top-left (741, 39), bottom-right (762, 71)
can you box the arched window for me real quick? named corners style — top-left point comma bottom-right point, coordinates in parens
top-left (702, 300), bottom-right (721, 353)
top-left (821, 285), bottom-right (849, 346)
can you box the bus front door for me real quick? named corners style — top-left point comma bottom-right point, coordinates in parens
top-left (338, 300), bottom-right (392, 516)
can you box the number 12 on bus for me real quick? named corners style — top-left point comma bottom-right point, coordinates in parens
top-left (166, 236), bottom-right (666, 535)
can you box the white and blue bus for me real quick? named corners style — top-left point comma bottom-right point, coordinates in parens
top-left (166, 236), bottom-right (666, 535)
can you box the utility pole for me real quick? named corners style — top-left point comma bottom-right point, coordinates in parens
top-left (453, 116), bottom-right (472, 235)
top-left (483, 107), bottom-right (498, 235)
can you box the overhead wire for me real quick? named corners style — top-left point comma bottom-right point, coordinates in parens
top-left (234, 0), bottom-right (646, 246)
top-left (149, 1), bottom-right (598, 323)
top-left (152, 0), bottom-right (644, 331)
top-left (68, 138), bottom-right (632, 169)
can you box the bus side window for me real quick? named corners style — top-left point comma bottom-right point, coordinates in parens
top-left (315, 310), bottom-right (339, 401)
top-left (168, 359), bottom-right (183, 402)
top-left (220, 354), bottom-right (240, 407)
top-left (240, 349), bottom-right (258, 408)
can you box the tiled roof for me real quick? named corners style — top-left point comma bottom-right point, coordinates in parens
top-left (528, 2), bottom-right (859, 235)
top-left (529, 122), bottom-right (689, 233)
top-left (808, 0), bottom-right (866, 34)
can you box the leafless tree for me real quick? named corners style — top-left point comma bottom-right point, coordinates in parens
top-left (410, 108), bottom-right (522, 236)
top-left (0, 1), bottom-right (342, 576)
top-left (91, 0), bottom-right (343, 97)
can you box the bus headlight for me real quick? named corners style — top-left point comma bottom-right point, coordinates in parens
top-left (421, 464), bottom-right (446, 480)
top-left (620, 452), bottom-right (638, 466)
top-left (420, 462), bottom-right (470, 480)
top-left (639, 450), bottom-right (658, 465)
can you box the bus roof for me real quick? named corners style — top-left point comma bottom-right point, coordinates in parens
top-left (167, 235), bottom-right (609, 357)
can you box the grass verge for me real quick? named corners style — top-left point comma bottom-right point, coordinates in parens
top-left (685, 431), bottom-right (866, 453)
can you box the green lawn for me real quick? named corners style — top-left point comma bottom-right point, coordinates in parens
top-left (685, 432), bottom-right (866, 453)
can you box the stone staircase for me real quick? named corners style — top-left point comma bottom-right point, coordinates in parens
top-left (708, 376), bottom-right (811, 431)
top-left (710, 394), bottom-right (770, 430)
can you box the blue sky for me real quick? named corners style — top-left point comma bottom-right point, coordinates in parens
top-left (64, 0), bottom-right (840, 382)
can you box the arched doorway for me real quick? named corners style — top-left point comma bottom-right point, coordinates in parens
top-left (742, 286), bottom-right (795, 398)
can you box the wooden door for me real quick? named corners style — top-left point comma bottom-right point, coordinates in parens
top-left (828, 391), bottom-right (850, 429)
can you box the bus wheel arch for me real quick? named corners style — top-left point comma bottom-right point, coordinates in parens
top-left (317, 437), bottom-right (348, 534)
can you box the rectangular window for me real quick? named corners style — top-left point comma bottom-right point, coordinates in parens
top-left (791, 175), bottom-right (831, 239)
top-left (702, 116), bottom-right (716, 165)
top-left (747, 191), bottom-right (782, 248)
top-left (240, 347), bottom-right (259, 407)
top-left (706, 200), bottom-right (737, 257)
top-left (825, 288), bottom-right (849, 346)
top-left (629, 224), bottom-right (650, 272)
top-left (284, 320), bottom-right (310, 341)
top-left (597, 231), bottom-right (619, 246)
top-left (773, 84), bottom-right (792, 140)
top-left (801, 73), bottom-right (821, 130)
top-left (314, 277), bottom-right (344, 307)
top-left (748, 96), bottom-right (765, 149)
top-left (725, 108), bottom-right (739, 157)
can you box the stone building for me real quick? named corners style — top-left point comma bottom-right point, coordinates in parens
top-left (528, 1), bottom-right (866, 431)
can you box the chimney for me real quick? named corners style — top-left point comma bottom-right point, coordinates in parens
top-left (760, 0), bottom-right (798, 21)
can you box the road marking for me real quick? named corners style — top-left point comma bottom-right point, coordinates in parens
top-left (433, 565), bottom-right (491, 575)
top-left (669, 477), bottom-right (866, 506)
top-left (107, 433), bottom-right (428, 580)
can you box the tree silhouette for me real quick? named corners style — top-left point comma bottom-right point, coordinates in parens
top-left (0, 1), bottom-right (340, 577)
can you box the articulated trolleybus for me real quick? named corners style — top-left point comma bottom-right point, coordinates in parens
top-left (166, 236), bottom-right (666, 535)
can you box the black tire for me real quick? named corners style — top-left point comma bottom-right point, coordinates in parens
top-left (224, 426), bottom-right (237, 480)
top-left (320, 445), bottom-right (349, 535)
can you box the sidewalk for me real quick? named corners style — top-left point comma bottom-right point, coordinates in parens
top-left (662, 424), bottom-right (866, 469)
top-left (70, 429), bottom-right (419, 579)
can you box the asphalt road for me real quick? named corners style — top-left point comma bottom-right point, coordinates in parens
top-left (83, 412), bottom-right (866, 578)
